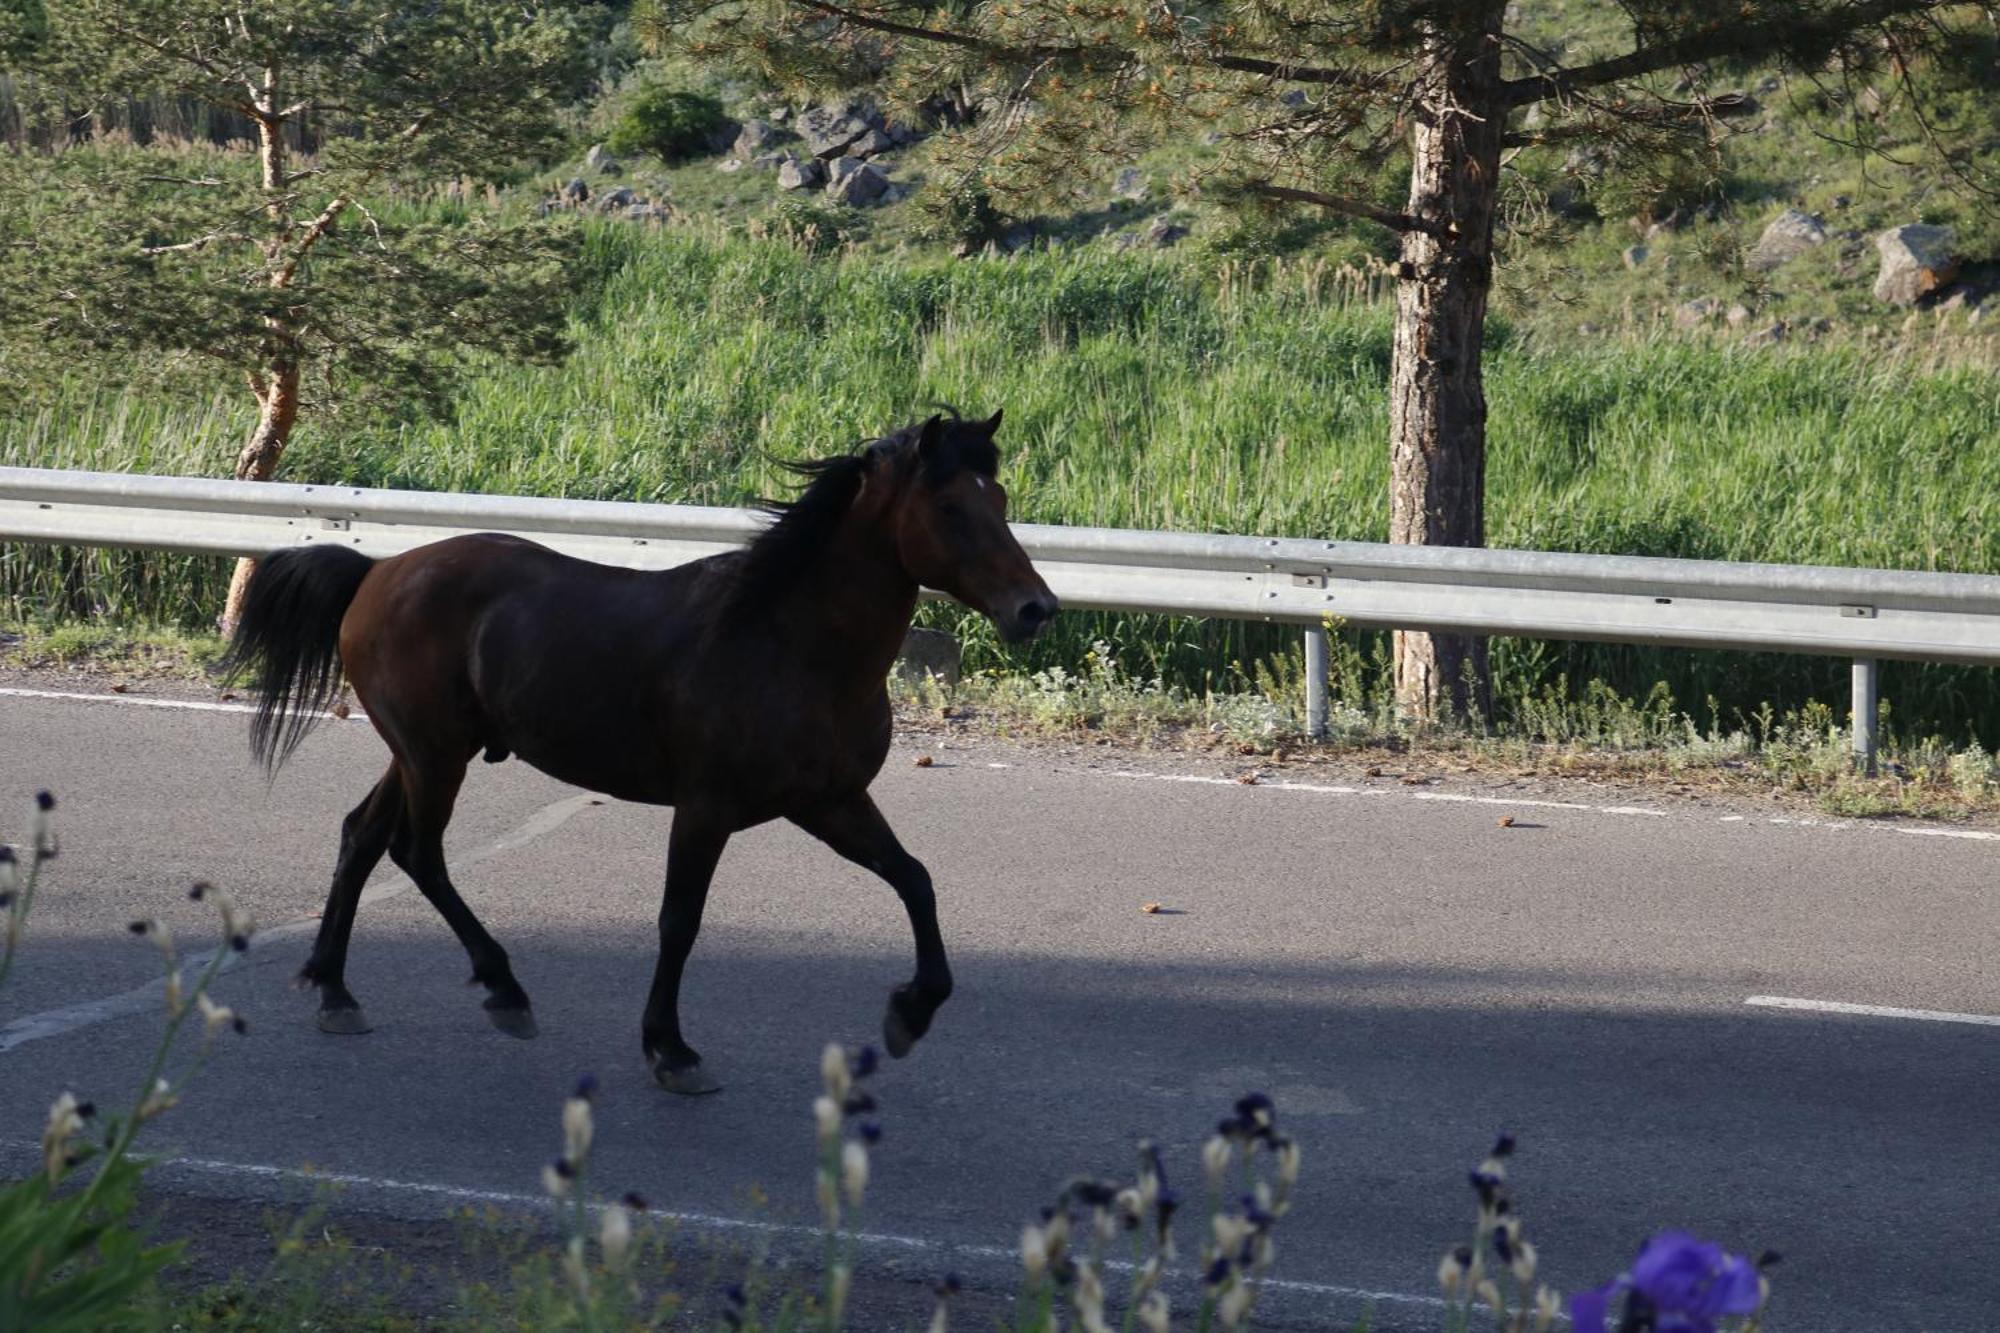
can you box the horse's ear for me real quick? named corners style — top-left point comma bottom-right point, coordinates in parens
top-left (982, 408), bottom-right (1004, 436)
top-left (917, 414), bottom-right (945, 458)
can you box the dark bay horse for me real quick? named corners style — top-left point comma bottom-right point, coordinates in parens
top-left (225, 412), bottom-right (1056, 1093)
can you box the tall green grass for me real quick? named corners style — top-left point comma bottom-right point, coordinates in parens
top-left (5, 223), bottom-right (1999, 738)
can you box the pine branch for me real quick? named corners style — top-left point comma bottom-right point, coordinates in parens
top-left (1501, 0), bottom-right (1944, 107)
top-left (139, 231), bottom-right (256, 255)
top-left (1242, 182), bottom-right (1443, 236)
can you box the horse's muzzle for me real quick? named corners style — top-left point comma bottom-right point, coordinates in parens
top-left (999, 592), bottom-right (1060, 643)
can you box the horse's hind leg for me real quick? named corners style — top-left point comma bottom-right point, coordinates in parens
top-left (789, 794), bottom-right (952, 1059)
top-left (391, 754), bottom-right (538, 1038)
top-left (300, 765), bottom-right (404, 1035)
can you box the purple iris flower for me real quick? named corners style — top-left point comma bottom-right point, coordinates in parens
top-left (1570, 1231), bottom-right (1763, 1333)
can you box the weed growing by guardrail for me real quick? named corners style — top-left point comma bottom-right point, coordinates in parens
top-left (0, 791), bottom-right (255, 1330)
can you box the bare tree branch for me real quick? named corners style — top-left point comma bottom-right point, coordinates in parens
top-left (140, 231), bottom-right (255, 255)
top-left (1243, 181), bottom-right (1444, 236)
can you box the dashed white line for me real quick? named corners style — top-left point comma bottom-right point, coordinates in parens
top-left (1104, 769), bottom-right (1669, 818)
top-left (0, 685), bottom-right (365, 722)
top-left (1746, 995), bottom-right (2000, 1028)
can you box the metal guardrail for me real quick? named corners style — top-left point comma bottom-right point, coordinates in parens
top-left (5, 465), bottom-right (1999, 767)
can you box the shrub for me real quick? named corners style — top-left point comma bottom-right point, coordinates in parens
top-left (603, 86), bottom-right (728, 164)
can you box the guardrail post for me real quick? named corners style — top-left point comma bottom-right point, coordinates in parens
top-left (1304, 627), bottom-right (1329, 740)
top-left (1851, 658), bottom-right (1879, 776)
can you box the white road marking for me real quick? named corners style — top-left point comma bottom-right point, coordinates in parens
top-left (1745, 995), bottom-right (2000, 1028)
top-left (1106, 769), bottom-right (1670, 818)
top-left (0, 685), bottom-right (366, 722)
top-left (79, 1148), bottom-right (1445, 1313)
top-left (0, 793), bottom-right (602, 1055)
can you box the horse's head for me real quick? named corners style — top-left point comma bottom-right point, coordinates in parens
top-left (887, 411), bottom-right (1058, 644)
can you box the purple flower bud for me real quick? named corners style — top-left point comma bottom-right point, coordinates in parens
top-left (128, 920), bottom-right (150, 935)
top-left (859, 1121), bottom-right (883, 1144)
top-left (1072, 1179), bottom-right (1117, 1208)
top-left (574, 1074), bottom-right (599, 1100)
top-left (189, 883), bottom-right (210, 900)
top-left (621, 1192), bottom-right (648, 1211)
top-left (232, 1016), bottom-right (249, 1035)
top-left (935, 1273), bottom-right (962, 1297)
top-left (34, 791), bottom-right (54, 812)
top-left (229, 934), bottom-right (249, 952)
top-left (850, 1045), bottom-right (880, 1079)
top-left (75, 1101), bottom-right (95, 1119)
top-left (1203, 1257), bottom-right (1232, 1287)
top-left (551, 1157), bottom-right (575, 1179)
top-left (1491, 1132), bottom-right (1516, 1158)
top-left (843, 1090), bottom-right (877, 1116)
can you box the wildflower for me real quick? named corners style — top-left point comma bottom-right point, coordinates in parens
top-left (563, 1087), bottom-right (595, 1162)
top-left (0, 845), bottom-right (17, 897)
top-left (41, 1091), bottom-right (89, 1182)
top-left (542, 1157), bottom-right (575, 1198)
top-left (600, 1198), bottom-right (634, 1266)
top-left (821, 1041), bottom-right (852, 1099)
top-left (1275, 1135), bottom-right (1301, 1189)
top-left (1233, 1092), bottom-right (1275, 1139)
top-left (1021, 1222), bottom-right (1049, 1279)
top-left (129, 918), bottom-right (174, 960)
top-left (1074, 1261), bottom-right (1111, 1333)
top-left (841, 1139), bottom-right (869, 1208)
top-left (137, 1077), bottom-right (177, 1121)
top-left (31, 791), bottom-right (56, 862)
top-left (1211, 1212), bottom-right (1250, 1258)
top-left (1216, 1279), bottom-right (1253, 1329)
top-left (1512, 1239), bottom-right (1539, 1284)
top-left (1569, 1230), bottom-right (1763, 1333)
top-left (814, 1095), bottom-right (841, 1145)
top-left (1534, 1284), bottom-right (1562, 1331)
top-left (1476, 1278), bottom-right (1504, 1319)
top-left (1201, 1134), bottom-right (1231, 1190)
top-left (1137, 1290), bottom-right (1171, 1333)
top-left (828, 1263), bottom-right (851, 1327)
top-left (1438, 1246), bottom-right (1470, 1298)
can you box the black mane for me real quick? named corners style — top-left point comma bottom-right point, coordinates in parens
top-left (723, 415), bottom-right (996, 618)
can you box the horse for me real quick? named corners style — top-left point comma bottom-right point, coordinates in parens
top-left (224, 411), bottom-right (1057, 1093)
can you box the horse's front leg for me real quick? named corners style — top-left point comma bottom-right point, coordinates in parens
top-left (790, 793), bottom-right (952, 1058)
top-left (643, 811), bottom-right (730, 1094)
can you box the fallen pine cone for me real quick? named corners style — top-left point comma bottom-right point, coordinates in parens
top-left (331, 700), bottom-right (351, 719)
top-left (1141, 902), bottom-right (1164, 914)
top-left (1235, 772), bottom-right (1260, 786)
top-left (109, 682), bottom-right (128, 694)
top-left (1497, 815), bottom-right (1515, 828)
top-left (1364, 766), bottom-right (1382, 778)
top-left (915, 754), bottom-right (934, 768)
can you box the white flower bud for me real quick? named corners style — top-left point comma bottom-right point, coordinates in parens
top-left (196, 991), bottom-right (241, 1039)
top-left (1511, 1239), bottom-right (1538, 1285)
top-left (562, 1095), bottom-right (594, 1162)
top-left (828, 1264), bottom-right (851, 1327)
top-left (814, 1095), bottom-right (841, 1145)
top-left (1202, 1135), bottom-right (1231, 1191)
top-left (1477, 1278), bottom-right (1504, 1319)
top-left (138, 1077), bottom-right (176, 1121)
top-left (841, 1140), bottom-right (869, 1208)
top-left (1534, 1285), bottom-right (1561, 1332)
top-left (927, 1298), bottom-right (950, 1333)
top-left (542, 1162), bottom-right (572, 1198)
top-left (1021, 1223), bottom-right (1048, 1279)
top-left (821, 1043), bottom-right (852, 1099)
top-left (40, 1091), bottom-right (85, 1183)
top-left (1137, 1290), bottom-right (1170, 1333)
top-left (1217, 1281), bottom-right (1252, 1329)
top-left (1276, 1138), bottom-right (1301, 1188)
top-left (1437, 1250), bottom-right (1466, 1298)
top-left (1211, 1213), bottom-right (1249, 1258)
top-left (1251, 1232), bottom-right (1275, 1274)
top-left (165, 968), bottom-right (184, 1017)
top-left (600, 1201), bottom-right (633, 1266)
top-left (1093, 1205), bottom-right (1117, 1244)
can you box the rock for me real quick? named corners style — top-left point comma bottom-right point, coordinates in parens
top-left (769, 106), bottom-right (791, 123)
top-left (777, 157), bottom-right (826, 191)
top-left (797, 104), bottom-right (876, 158)
top-left (1673, 298), bottom-right (1721, 329)
top-left (1756, 75), bottom-right (1782, 95)
top-left (1830, 194), bottom-right (1851, 211)
top-left (1279, 90), bottom-right (1307, 108)
top-left (847, 128), bottom-right (896, 158)
top-left (1563, 144), bottom-right (1612, 179)
top-left (827, 155), bottom-right (864, 185)
top-left (1645, 207), bottom-right (1688, 238)
top-left (1744, 320), bottom-right (1788, 347)
top-left (1113, 167), bottom-right (1147, 201)
top-left (1873, 224), bottom-right (1958, 305)
top-left (1726, 303), bottom-right (1751, 328)
top-left (1622, 244), bottom-right (1648, 269)
top-left (625, 203), bottom-right (671, 224)
top-left (594, 186), bottom-right (638, 213)
top-left (716, 158), bottom-right (745, 174)
top-left (584, 144), bottom-right (621, 175)
top-left (733, 119), bottom-right (784, 158)
top-left (886, 121), bottom-right (922, 146)
top-left (1859, 86), bottom-right (1885, 117)
top-left (1000, 222), bottom-right (1037, 253)
top-left (750, 153), bottom-right (788, 172)
top-left (1749, 208), bottom-right (1826, 271)
top-left (562, 177), bottom-right (589, 203)
top-left (826, 161), bottom-right (889, 206)
top-left (1146, 218), bottom-right (1189, 248)
top-left (895, 628), bottom-right (961, 685)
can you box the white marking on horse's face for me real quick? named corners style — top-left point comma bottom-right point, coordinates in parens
top-left (974, 477), bottom-right (988, 491)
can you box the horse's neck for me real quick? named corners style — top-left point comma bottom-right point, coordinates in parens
top-left (783, 519), bottom-right (919, 690)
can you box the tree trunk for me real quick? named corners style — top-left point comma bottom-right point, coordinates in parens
top-left (219, 363), bottom-right (300, 632)
top-left (1388, 13), bottom-right (1505, 724)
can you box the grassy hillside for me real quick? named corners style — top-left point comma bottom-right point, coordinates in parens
top-left (6, 222), bottom-right (1998, 739)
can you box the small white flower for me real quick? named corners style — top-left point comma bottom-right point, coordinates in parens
top-left (1276, 1137), bottom-right (1301, 1189)
top-left (41, 1091), bottom-right (85, 1182)
top-left (562, 1095), bottom-right (594, 1162)
top-left (1211, 1213), bottom-right (1250, 1258)
top-left (165, 968), bottom-right (184, 1017)
top-left (1476, 1278), bottom-right (1504, 1319)
top-left (1511, 1239), bottom-right (1538, 1284)
top-left (1020, 1223), bottom-right (1048, 1279)
top-left (600, 1200), bottom-right (633, 1266)
top-left (1436, 1250), bottom-right (1466, 1298)
top-left (1251, 1231), bottom-right (1275, 1274)
top-left (1534, 1284), bottom-right (1561, 1332)
top-left (1114, 1187), bottom-right (1144, 1227)
top-left (138, 1077), bottom-right (176, 1121)
top-left (0, 849), bottom-right (17, 895)
top-left (542, 1161), bottom-right (572, 1198)
top-left (196, 991), bottom-right (241, 1039)
top-left (821, 1042), bottom-right (852, 1100)
top-left (1093, 1205), bottom-right (1117, 1244)
top-left (841, 1140), bottom-right (869, 1208)
top-left (1202, 1135), bottom-right (1231, 1191)
top-left (814, 1095), bottom-right (841, 1145)
top-left (1074, 1263), bottom-right (1111, 1333)
top-left (1217, 1280), bottom-right (1253, 1329)
top-left (1137, 1290), bottom-right (1170, 1333)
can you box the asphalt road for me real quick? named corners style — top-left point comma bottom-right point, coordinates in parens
top-left (3, 677), bottom-right (1997, 1330)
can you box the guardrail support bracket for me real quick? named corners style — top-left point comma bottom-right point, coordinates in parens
top-left (1305, 627), bottom-right (1329, 741)
top-left (1851, 658), bottom-right (1879, 777)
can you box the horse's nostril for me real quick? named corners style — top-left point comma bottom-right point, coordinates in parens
top-left (1020, 598), bottom-right (1053, 628)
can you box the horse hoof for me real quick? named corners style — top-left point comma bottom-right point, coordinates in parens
top-left (652, 1062), bottom-right (723, 1096)
top-left (317, 1007), bottom-right (373, 1036)
top-left (486, 1006), bottom-right (539, 1040)
top-left (883, 1006), bottom-right (916, 1059)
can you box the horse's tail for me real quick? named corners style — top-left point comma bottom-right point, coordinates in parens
top-left (222, 546), bottom-right (376, 773)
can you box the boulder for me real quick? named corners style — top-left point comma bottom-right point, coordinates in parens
top-left (777, 157), bottom-right (826, 191)
top-left (562, 177), bottom-right (589, 203)
top-left (826, 161), bottom-right (889, 206)
top-left (1146, 218), bottom-right (1189, 249)
top-left (1621, 244), bottom-right (1648, 269)
top-left (716, 158), bottom-right (745, 174)
top-left (797, 104), bottom-right (876, 159)
top-left (894, 628), bottom-right (961, 685)
top-left (1873, 224), bottom-right (1958, 305)
top-left (584, 144), bottom-right (621, 175)
top-left (625, 203), bottom-right (671, 224)
top-left (733, 119), bottom-right (785, 158)
top-left (1726, 303), bottom-right (1751, 328)
top-left (827, 155), bottom-right (865, 185)
top-left (594, 186), bottom-right (638, 213)
top-left (847, 128), bottom-right (896, 158)
top-left (1673, 297), bottom-right (1721, 329)
top-left (1113, 166), bottom-right (1147, 201)
top-left (1749, 208), bottom-right (1825, 271)
top-left (750, 153), bottom-right (788, 172)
